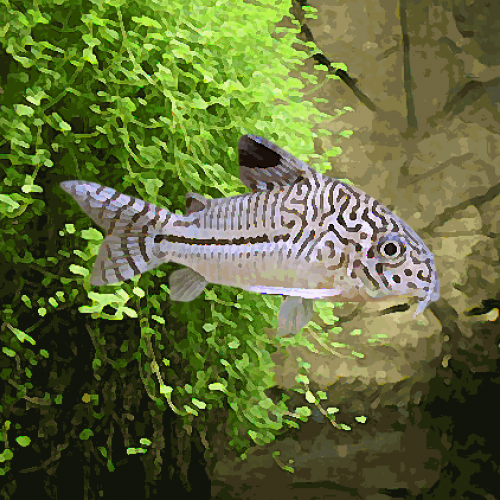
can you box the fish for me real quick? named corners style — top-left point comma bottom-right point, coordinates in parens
top-left (60, 134), bottom-right (439, 336)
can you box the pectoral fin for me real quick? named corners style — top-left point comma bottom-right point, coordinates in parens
top-left (169, 268), bottom-right (207, 301)
top-left (277, 296), bottom-right (315, 337)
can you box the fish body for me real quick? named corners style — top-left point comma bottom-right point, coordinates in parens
top-left (60, 135), bottom-right (439, 335)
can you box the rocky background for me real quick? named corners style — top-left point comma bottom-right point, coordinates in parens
top-left (213, 1), bottom-right (500, 499)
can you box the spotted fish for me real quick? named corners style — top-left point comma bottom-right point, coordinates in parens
top-left (60, 135), bottom-right (439, 336)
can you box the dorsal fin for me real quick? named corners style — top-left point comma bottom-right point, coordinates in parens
top-left (185, 192), bottom-right (208, 214)
top-left (238, 135), bottom-right (317, 191)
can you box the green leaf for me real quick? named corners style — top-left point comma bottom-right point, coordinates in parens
top-left (152, 315), bottom-right (165, 324)
top-left (79, 429), bottom-right (94, 440)
top-left (21, 184), bottom-right (43, 193)
top-left (82, 34), bottom-right (101, 47)
top-left (248, 430), bottom-right (258, 442)
top-left (6, 324), bottom-right (35, 345)
top-left (28, 9), bottom-right (49, 25)
top-left (15, 436), bottom-right (31, 447)
top-left (132, 287), bottom-right (145, 298)
top-left (132, 16), bottom-right (162, 29)
top-left (305, 391), bottom-right (315, 403)
top-left (316, 391), bottom-right (327, 400)
top-left (315, 302), bottom-right (339, 325)
top-left (137, 145), bottom-right (162, 166)
top-left (192, 398), bottom-right (206, 409)
top-left (83, 47), bottom-right (97, 65)
top-left (15, 104), bottom-right (34, 116)
top-left (184, 405), bottom-right (199, 416)
top-left (21, 295), bottom-right (32, 308)
top-left (0, 195), bottom-right (20, 211)
top-left (160, 385), bottom-right (172, 395)
top-left (81, 228), bottom-right (102, 241)
top-left (190, 95), bottom-right (208, 109)
top-left (326, 407), bottom-right (339, 415)
top-left (69, 265), bottom-right (89, 276)
top-left (120, 307), bottom-right (137, 318)
top-left (208, 383), bottom-right (226, 392)
top-left (295, 406), bottom-right (311, 417)
top-left (126, 447), bottom-right (146, 455)
top-left (0, 449), bottom-right (14, 462)
top-left (339, 130), bottom-right (353, 138)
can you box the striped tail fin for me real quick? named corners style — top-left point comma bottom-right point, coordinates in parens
top-left (60, 181), bottom-right (172, 286)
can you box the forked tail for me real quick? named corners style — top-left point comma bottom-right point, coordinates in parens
top-left (60, 181), bottom-right (173, 286)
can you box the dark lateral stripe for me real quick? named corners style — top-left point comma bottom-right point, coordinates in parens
top-left (153, 233), bottom-right (292, 246)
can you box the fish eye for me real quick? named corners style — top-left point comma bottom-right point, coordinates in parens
top-left (378, 238), bottom-right (405, 259)
top-left (382, 242), bottom-right (398, 256)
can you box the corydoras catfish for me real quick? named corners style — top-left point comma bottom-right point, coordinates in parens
top-left (60, 135), bottom-right (439, 336)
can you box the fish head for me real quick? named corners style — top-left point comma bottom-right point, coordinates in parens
top-left (351, 218), bottom-right (439, 317)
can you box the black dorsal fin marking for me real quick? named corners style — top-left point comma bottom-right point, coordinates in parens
top-left (238, 135), bottom-right (317, 192)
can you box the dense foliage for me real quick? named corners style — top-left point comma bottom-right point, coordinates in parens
top-left (0, 0), bottom-right (346, 485)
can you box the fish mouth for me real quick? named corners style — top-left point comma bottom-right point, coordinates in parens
top-left (356, 273), bottom-right (440, 317)
top-left (347, 262), bottom-right (440, 315)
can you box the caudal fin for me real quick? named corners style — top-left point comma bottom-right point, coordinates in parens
top-left (60, 181), bottom-right (172, 285)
